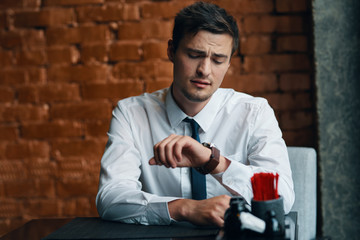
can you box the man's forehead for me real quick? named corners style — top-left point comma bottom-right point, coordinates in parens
top-left (181, 31), bottom-right (233, 54)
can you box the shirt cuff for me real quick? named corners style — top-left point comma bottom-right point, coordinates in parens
top-left (215, 160), bottom-right (254, 204)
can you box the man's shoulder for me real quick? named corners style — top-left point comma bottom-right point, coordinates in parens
top-left (218, 88), bottom-right (268, 107)
top-left (117, 88), bottom-right (169, 108)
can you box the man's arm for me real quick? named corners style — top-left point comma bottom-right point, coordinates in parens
top-left (149, 135), bottom-right (232, 227)
top-left (149, 100), bottom-right (295, 216)
top-left (96, 103), bottom-right (178, 225)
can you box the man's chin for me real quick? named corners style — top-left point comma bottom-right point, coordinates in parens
top-left (183, 90), bottom-right (212, 103)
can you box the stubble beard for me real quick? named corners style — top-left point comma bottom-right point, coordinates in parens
top-left (181, 86), bottom-right (214, 103)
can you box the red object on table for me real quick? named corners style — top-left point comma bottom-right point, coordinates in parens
top-left (251, 173), bottom-right (279, 201)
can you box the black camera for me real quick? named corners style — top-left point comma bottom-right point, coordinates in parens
top-left (224, 196), bottom-right (284, 239)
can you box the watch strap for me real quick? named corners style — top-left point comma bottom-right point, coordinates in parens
top-left (196, 143), bottom-right (220, 175)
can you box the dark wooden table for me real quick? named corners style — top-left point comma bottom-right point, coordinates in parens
top-left (0, 218), bottom-right (72, 240)
top-left (0, 213), bottom-right (297, 240)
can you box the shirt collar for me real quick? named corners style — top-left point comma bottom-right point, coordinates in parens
top-left (165, 87), bottom-right (223, 133)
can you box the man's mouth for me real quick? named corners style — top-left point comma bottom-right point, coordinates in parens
top-left (190, 79), bottom-right (211, 88)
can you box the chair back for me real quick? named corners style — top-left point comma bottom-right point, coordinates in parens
top-left (287, 147), bottom-right (317, 240)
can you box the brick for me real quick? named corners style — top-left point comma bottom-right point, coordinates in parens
top-left (40, 83), bottom-right (80, 102)
top-left (0, 12), bottom-right (7, 29)
top-left (0, 51), bottom-right (13, 67)
top-left (77, 3), bottom-right (139, 22)
top-left (0, 87), bottom-right (14, 102)
top-left (21, 120), bottom-right (83, 139)
top-left (4, 179), bottom-right (55, 198)
top-left (0, 30), bottom-right (46, 50)
top-left (0, 104), bottom-right (49, 122)
top-left (58, 158), bottom-right (87, 179)
top-left (14, 8), bottom-right (74, 28)
top-left (47, 46), bottom-right (79, 64)
top-left (109, 42), bottom-right (141, 61)
top-left (279, 73), bottom-right (311, 91)
top-left (0, 0), bottom-right (39, 9)
top-left (276, 0), bottom-right (309, 13)
top-left (17, 83), bottom-right (79, 103)
top-left (56, 178), bottom-right (99, 197)
top-left (143, 40), bottom-right (168, 60)
top-left (82, 82), bottom-right (144, 100)
top-left (24, 199), bottom-right (61, 217)
top-left (0, 142), bottom-right (6, 159)
top-left (17, 85), bottom-right (38, 102)
top-left (50, 101), bottom-right (112, 120)
top-left (81, 43), bottom-right (108, 63)
top-left (243, 54), bottom-right (310, 73)
top-left (51, 139), bottom-right (106, 159)
top-left (63, 198), bottom-right (94, 216)
top-left (112, 62), bottom-right (141, 78)
top-left (0, 181), bottom-right (3, 195)
top-left (26, 67), bottom-right (47, 84)
top-left (48, 65), bottom-right (108, 83)
top-left (0, 124), bottom-right (18, 141)
top-left (15, 49), bottom-right (47, 66)
top-left (0, 69), bottom-right (28, 85)
top-left (280, 110), bottom-right (314, 130)
top-left (141, 1), bottom-right (192, 19)
top-left (5, 141), bottom-right (50, 159)
top-left (216, 0), bottom-right (274, 14)
top-left (0, 31), bottom-right (22, 49)
top-left (0, 160), bottom-right (27, 181)
top-left (85, 120), bottom-right (110, 137)
top-left (112, 61), bottom-right (172, 79)
top-left (21, 30), bottom-right (47, 50)
top-left (277, 35), bottom-right (308, 52)
top-left (0, 200), bottom-right (22, 218)
top-left (26, 159), bottom-right (56, 178)
top-left (243, 15), bottom-right (304, 34)
top-left (225, 57), bottom-right (242, 76)
top-left (222, 74), bottom-right (278, 93)
top-left (58, 157), bottom-right (100, 180)
top-left (43, 0), bottom-right (104, 7)
top-left (46, 25), bottom-right (110, 46)
top-left (240, 35), bottom-right (272, 55)
top-left (145, 77), bottom-right (172, 93)
top-left (118, 20), bottom-right (173, 40)
top-left (261, 92), bottom-right (312, 111)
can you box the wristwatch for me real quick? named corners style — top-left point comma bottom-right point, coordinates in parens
top-left (196, 143), bottom-right (220, 175)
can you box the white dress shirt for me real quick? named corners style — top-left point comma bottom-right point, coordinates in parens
top-left (96, 88), bottom-right (295, 225)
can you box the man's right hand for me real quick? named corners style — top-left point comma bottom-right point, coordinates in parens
top-left (168, 195), bottom-right (231, 227)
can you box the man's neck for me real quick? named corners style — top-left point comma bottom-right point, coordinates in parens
top-left (171, 86), bottom-right (210, 117)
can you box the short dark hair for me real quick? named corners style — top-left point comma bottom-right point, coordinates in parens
top-left (172, 1), bottom-right (239, 56)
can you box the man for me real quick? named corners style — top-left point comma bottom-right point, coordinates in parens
top-left (96, 1), bottom-right (294, 227)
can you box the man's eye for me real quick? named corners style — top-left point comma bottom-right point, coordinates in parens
top-left (213, 59), bottom-right (224, 64)
top-left (188, 54), bottom-right (200, 59)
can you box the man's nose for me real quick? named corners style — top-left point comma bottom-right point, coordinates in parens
top-left (196, 57), bottom-right (211, 77)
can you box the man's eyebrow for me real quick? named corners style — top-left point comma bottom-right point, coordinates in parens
top-left (213, 53), bottom-right (228, 59)
top-left (187, 48), bottom-right (206, 55)
top-left (187, 48), bottom-right (229, 59)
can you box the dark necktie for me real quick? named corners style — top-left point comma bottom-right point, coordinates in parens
top-left (184, 118), bottom-right (207, 200)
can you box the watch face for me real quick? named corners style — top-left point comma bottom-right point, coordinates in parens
top-left (202, 142), bottom-right (216, 148)
top-left (202, 142), bottom-right (211, 148)
top-left (209, 143), bottom-right (216, 148)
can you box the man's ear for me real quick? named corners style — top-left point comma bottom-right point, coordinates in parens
top-left (167, 39), bottom-right (175, 62)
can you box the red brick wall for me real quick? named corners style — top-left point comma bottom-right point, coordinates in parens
top-left (0, 0), bottom-right (315, 236)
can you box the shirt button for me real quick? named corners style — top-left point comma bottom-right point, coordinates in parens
top-left (183, 169), bottom-right (189, 174)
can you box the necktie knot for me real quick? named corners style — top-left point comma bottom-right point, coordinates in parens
top-left (184, 118), bottom-right (200, 142)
